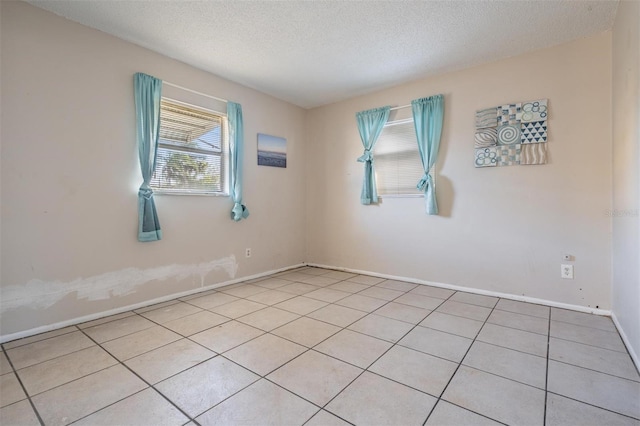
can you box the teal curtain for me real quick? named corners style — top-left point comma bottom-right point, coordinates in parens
top-left (411, 95), bottom-right (444, 215)
top-left (134, 73), bottom-right (163, 241)
top-left (356, 106), bottom-right (390, 204)
top-left (228, 102), bottom-right (249, 221)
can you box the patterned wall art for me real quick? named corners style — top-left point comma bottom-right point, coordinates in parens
top-left (474, 99), bottom-right (548, 168)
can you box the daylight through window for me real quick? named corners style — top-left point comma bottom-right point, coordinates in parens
top-left (151, 99), bottom-right (227, 194)
top-left (373, 119), bottom-right (426, 196)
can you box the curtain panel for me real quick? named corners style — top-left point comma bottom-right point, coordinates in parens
top-left (134, 72), bottom-right (163, 241)
top-left (356, 106), bottom-right (391, 205)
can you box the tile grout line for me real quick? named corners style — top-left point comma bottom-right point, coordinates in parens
top-left (1, 345), bottom-right (46, 426)
top-left (421, 298), bottom-right (501, 426)
top-left (543, 306), bottom-right (552, 426)
top-left (76, 327), bottom-right (199, 426)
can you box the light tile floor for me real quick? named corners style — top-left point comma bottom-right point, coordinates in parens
top-left (1, 266), bottom-right (639, 425)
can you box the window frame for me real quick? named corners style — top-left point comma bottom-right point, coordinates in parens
top-left (373, 117), bottom-right (433, 199)
top-left (151, 97), bottom-right (230, 197)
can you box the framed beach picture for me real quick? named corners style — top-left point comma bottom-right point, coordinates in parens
top-left (257, 133), bottom-right (287, 168)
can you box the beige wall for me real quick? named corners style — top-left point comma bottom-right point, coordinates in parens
top-left (612, 0), bottom-right (640, 363)
top-left (306, 33), bottom-right (613, 309)
top-left (0, 1), bottom-right (307, 336)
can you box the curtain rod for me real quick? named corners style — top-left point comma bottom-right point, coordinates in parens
top-left (163, 81), bottom-right (228, 104)
top-left (389, 104), bottom-right (411, 111)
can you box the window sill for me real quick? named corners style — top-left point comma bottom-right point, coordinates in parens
top-left (379, 194), bottom-right (423, 199)
top-left (152, 190), bottom-right (229, 197)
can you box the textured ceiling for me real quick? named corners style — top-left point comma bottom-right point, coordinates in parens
top-left (27, 1), bottom-right (618, 109)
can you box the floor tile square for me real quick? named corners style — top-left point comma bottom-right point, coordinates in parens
top-left (373, 302), bottom-right (431, 324)
top-left (322, 271), bottom-right (358, 280)
top-left (420, 311), bottom-right (484, 339)
top-left (209, 299), bottom-right (267, 319)
top-left (426, 401), bottom-right (502, 426)
top-left (347, 314), bottom-right (413, 342)
top-left (0, 352), bottom-right (12, 375)
top-left (327, 281), bottom-right (370, 294)
top-left (301, 267), bottom-right (332, 276)
top-left (218, 283), bottom-right (269, 298)
top-left (443, 365), bottom-right (545, 426)
top-left (551, 308), bottom-right (617, 332)
top-left (274, 296), bottom-right (328, 315)
top-left (246, 289), bottom-right (296, 305)
top-left (17, 345), bottom-right (117, 396)
top-left (2, 326), bottom-right (78, 350)
top-left (0, 373), bottom-right (26, 408)
top-left (315, 329), bottom-right (392, 368)
top-left (156, 357), bottom-right (259, 418)
top-left (549, 337), bottom-right (640, 381)
top-left (102, 326), bottom-right (181, 361)
top-left (77, 312), bottom-right (134, 329)
top-left (179, 289), bottom-right (217, 301)
top-left (31, 364), bottom-right (147, 426)
top-left (74, 388), bottom-right (189, 426)
top-left (547, 360), bottom-right (640, 419)
top-left (436, 300), bottom-right (492, 321)
top-left (550, 320), bottom-right (626, 352)
top-left (369, 345), bottom-right (457, 396)
top-left (124, 338), bottom-right (215, 384)
top-left (305, 288), bottom-right (351, 303)
top-left (297, 275), bottom-right (340, 286)
top-left (190, 321), bottom-right (264, 353)
top-left (267, 350), bottom-right (362, 406)
top-left (546, 392), bottom-right (640, 426)
top-left (307, 304), bottom-right (367, 327)
top-left (272, 317), bottom-right (341, 347)
top-left (162, 310), bottom-right (230, 336)
top-left (236, 307), bottom-right (299, 331)
top-left (449, 292), bottom-right (498, 308)
top-left (335, 294), bottom-right (388, 312)
top-left (487, 309), bottom-right (549, 335)
top-left (278, 282), bottom-right (320, 295)
top-left (399, 326), bottom-right (472, 362)
top-left (185, 292), bottom-right (239, 310)
top-left (376, 279), bottom-right (418, 292)
top-left (139, 301), bottom-right (202, 324)
top-left (346, 275), bottom-right (385, 285)
top-left (196, 379), bottom-right (317, 426)
top-left (253, 277), bottom-right (291, 289)
top-left (495, 299), bottom-right (549, 319)
top-left (134, 300), bottom-right (179, 314)
top-left (358, 286), bottom-right (404, 301)
top-left (224, 334), bottom-right (306, 376)
top-left (7, 331), bottom-right (95, 369)
top-left (408, 285), bottom-right (455, 299)
top-left (82, 315), bottom-right (155, 343)
top-left (395, 293), bottom-right (444, 310)
top-left (326, 371), bottom-right (436, 426)
top-left (463, 341), bottom-right (547, 388)
top-left (278, 272), bottom-right (312, 282)
top-left (0, 400), bottom-right (40, 426)
top-left (477, 323), bottom-right (548, 357)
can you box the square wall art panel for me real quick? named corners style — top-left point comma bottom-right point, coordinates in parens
top-left (258, 133), bottom-right (287, 168)
top-left (474, 99), bottom-right (548, 168)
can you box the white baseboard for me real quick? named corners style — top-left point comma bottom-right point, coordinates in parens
top-left (305, 262), bottom-right (612, 316)
top-left (0, 263), bottom-right (305, 344)
top-left (611, 312), bottom-right (640, 374)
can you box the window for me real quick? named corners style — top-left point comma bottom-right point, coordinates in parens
top-left (373, 118), bottom-right (428, 196)
top-left (151, 98), bottom-right (227, 195)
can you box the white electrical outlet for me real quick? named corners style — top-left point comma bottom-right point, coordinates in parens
top-left (245, 248), bottom-right (251, 258)
top-left (561, 264), bottom-right (574, 279)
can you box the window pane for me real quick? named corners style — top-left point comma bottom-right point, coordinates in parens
top-left (151, 147), bottom-right (222, 192)
top-left (373, 120), bottom-right (424, 195)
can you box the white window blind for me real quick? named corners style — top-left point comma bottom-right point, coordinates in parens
top-left (373, 119), bottom-right (426, 196)
top-left (151, 98), bottom-right (227, 194)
